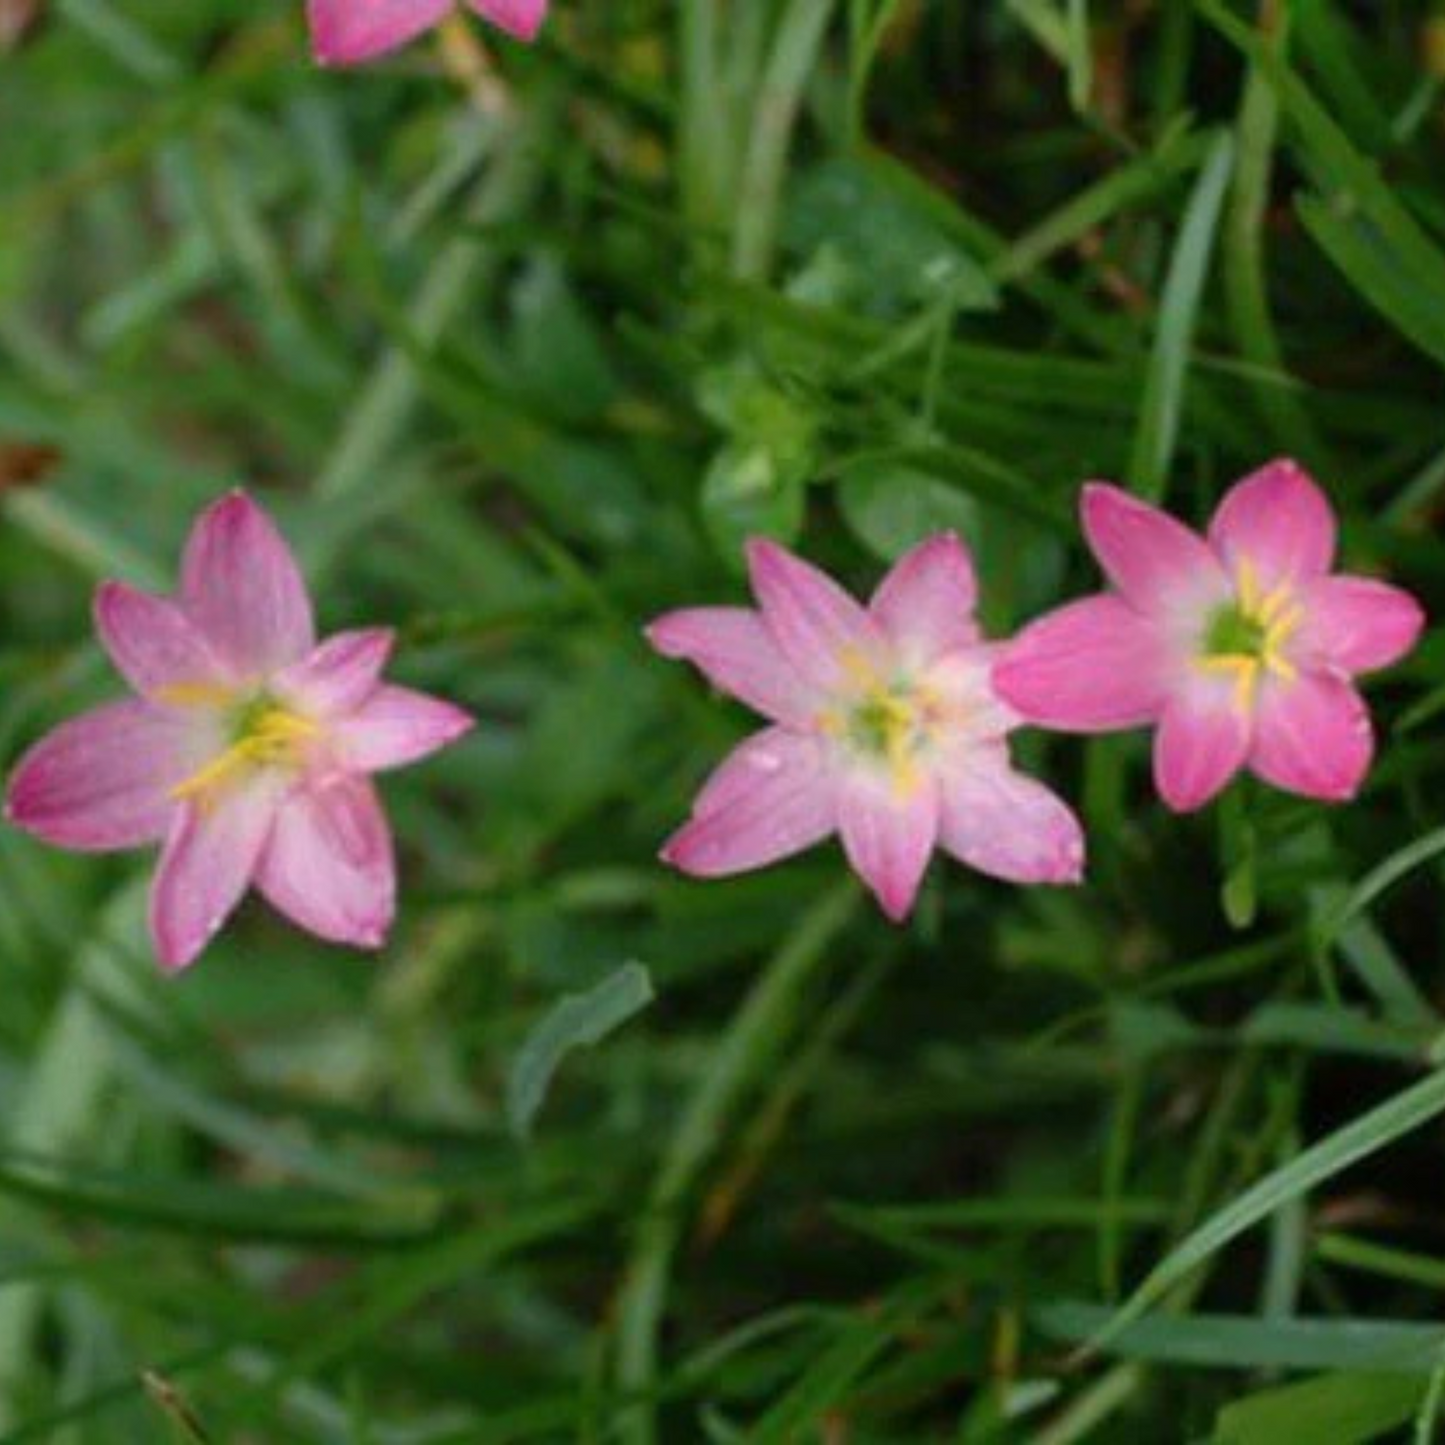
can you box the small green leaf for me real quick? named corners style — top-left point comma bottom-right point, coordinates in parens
top-left (1216, 1371), bottom-right (1423, 1445)
top-left (507, 963), bottom-right (655, 1138)
top-left (837, 461), bottom-right (976, 561)
top-left (701, 440), bottom-right (809, 562)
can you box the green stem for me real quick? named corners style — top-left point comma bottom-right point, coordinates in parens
top-left (731, 0), bottom-right (839, 279)
top-left (314, 98), bottom-right (556, 504)
top-left (612, 884), bottom-right (858, 1445)
top-left (1222, 0), bottom-right (1327, 466)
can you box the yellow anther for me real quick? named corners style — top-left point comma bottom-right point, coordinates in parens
top-left (170, 706), bottom-right (318, 805)
top-left (1202, 558), bottom-right (1305, 711)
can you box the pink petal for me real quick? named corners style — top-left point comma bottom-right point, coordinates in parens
top-left (867, 532), bottom-right (980, 667)
top-left (661, 732), bottom-right (835, 878)
top-left (691, 726), bottom-right (818, 818)
top-left (5, 701), bottom-right (221, 852)
top-left (1293, 576), bottom-right (1425, 675)
top-left (149, 778), bottom-right (283, 970)
top-left (1081, 483), bottom-right (1227, 618)
top-left (308, 0), bottom-right (452, 65)
top-left (746, 539), bottom-right (886, 695)
top-left (180, 492), bottom-right (315, 680)
top-left (332, 685), bottom-right (474, 773)
top-left (835, 768), bottom-right (939, 922)
top-left (936, 748), bottom-right (1084, 884)
top-left (257, 776), bottom-right (395, 949)
top-left (992, 595), bottom-right (1169, 732)
top-left (1152, 670), bottom-right (1251, 812)
top-left (646, 607), bottom-right (816, 724)
top-left (924, 645), bottom-right (1018, 743)
top-left (467, 0), bottom-right (546, 40)
top-left (93, 583), bottom-right (233, 700)
top-left (1207, 458), bottom-right (1335, 591)
top-left (274, 629), bottom-right (394, 719)
top-left (1250, 672), bottom-right (1373, 803)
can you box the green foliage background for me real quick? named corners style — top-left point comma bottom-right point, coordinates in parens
top-left (2, 1), bottom-right (1445, 1440)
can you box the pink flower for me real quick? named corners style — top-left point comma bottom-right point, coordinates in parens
top-left (5, 492), bottom-right (473, 971)
top-left (308, 0), bottom-right (546, 66)
top-left (646, 535), bottom-right (1084, 920)
top-left (994, 460), bottom-right (1425, 812)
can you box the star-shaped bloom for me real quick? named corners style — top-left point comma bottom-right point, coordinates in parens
top-left (647, 534), bottom-right (1084, 920)
top-left (5, 492), bottom-right (473, 970)
top-left (994, 460), bottom-right (1425, 811)
top-left (308, 0), bottom-right (545, 67)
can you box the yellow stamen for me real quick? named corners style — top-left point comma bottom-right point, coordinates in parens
top-left (1199, 559), bottom-right (1306, 714)
top-left (170, 707), bottom-right (318, 805)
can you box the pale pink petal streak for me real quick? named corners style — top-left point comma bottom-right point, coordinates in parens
top-left (746, 539), bottom-right (885, 694)
top-left (1293, 576), bottom-right (1424, 675)
top-left (149, 780), bottom-right (283, 971)
top-left (180, 492), bottom-right (315, 678)
top-left (691, 726), bottom-right (819, 818)
top-left (835, 769), bottom-right (939, 922)
top-left (274, 629), bottom-right (394, 719)
top-left (937, 750), bottom-right (1084, 884)
top-left (994, 594), bottom-right (1168, 731)
top-left (1081, 482), bottom-right (1227, 615)
top-left (468, 0), bottom-right (547, 40)
top-left (332, 685), bottom-right (474, 773)
top-left (645, 607), bottom-right (816, 724)
top-left (868, 532), bottom-right (979, 666)
top-left (308, 0), bottom-right (452, 65)
top-left (257, 777), bottom-right (395, 949)
top-left (6, 701), bottom-right (219, 852)
top-left (1207, 458), bottom-right (1335, 589)
top-left (661, 731), bottom-right (835, 878)
top-left (94, 583), bottom-right (232, 700)
top-left (1152, 671), bottom-right (1251, 812)
top-left (1250, 673), bottom-right (1373, 803)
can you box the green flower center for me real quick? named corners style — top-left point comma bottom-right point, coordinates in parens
top-left (1203, 604), bottom-right (1268, 660)
top-left (1195, 559), bottom-right (1306, 715)
top-left (848, 691), bottom-right (916, 758)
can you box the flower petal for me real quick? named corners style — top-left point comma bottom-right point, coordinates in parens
top-left (331, 685), bottom-right (474, 773)
top-left (6, 701), bottom-right (221, 852)
top-left (646, 607), bottom-right (816, 724)
top-left (1293, 575), bottom-right (1424, 675)
top-left (1152, 670), bottom-right (1251, 812)
top-left (257, 776), bottom-right (395, 950)
top-left (94, 582), bottom-right (233, 701)
top-left (867, 532), bottom-right (979, 666)
top-left (746, 539), bottom-right (885, 694)
top-left (925, 645), bottom-right (1018, 744)
top-left (661, 732), bottom-right (835, 878)
top-left (835, 768), bottom-right (938, 922)
top-left (149, 778), bottom-right (283, 971)
top-left (308, 0), bottom-right (452, 65)
top-left (936, 748), bottom-right (1084, 884)
top-left (691, 726), bottom-right (818, 818)
top-left (274, 629), bottom-right (394, 719)
top-left (1208, 458), bottom-right (1335, 591)
top-left (180, 491), bottom-right (315, 679)
top-left (993, 595), bottom-right (1169, 732)
top-left (1250, 672), bottom-right (1373, 803)
top-left (467, 0), bottom-right (547, 40)
top-left (1081, 482), bottom-right (1227, 616)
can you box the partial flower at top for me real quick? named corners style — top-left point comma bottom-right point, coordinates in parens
top-left (308, 0), bottom-right (545, 66)
top-left (5, 492), bottom-right (473, 971)
top-left (647, 534), bottom-right (1085, 922)
top-left (994, 460), bottom-right (1425, 812)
